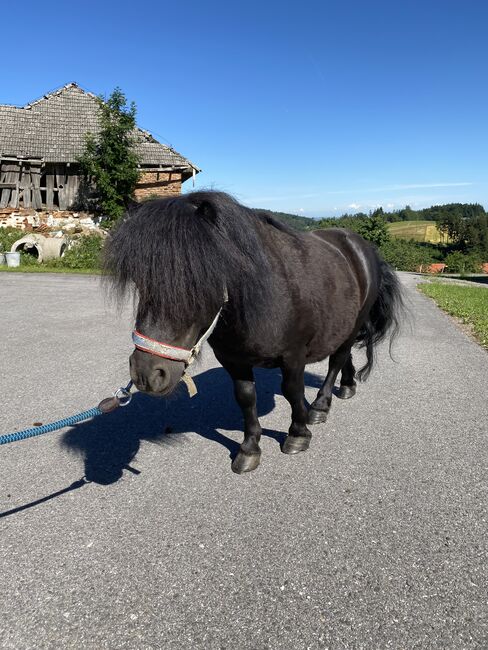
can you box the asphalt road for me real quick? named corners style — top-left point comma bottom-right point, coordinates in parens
top-left (1, 272), bottom-right (487, 649)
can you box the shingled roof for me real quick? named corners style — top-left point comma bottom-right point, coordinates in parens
top-left (0, 82), bottom-right (199, 178)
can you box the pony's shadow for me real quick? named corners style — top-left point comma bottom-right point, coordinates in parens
top-left (62, 367), bottom-right (324, 485)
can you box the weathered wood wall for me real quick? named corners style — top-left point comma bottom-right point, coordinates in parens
top-left (0, 160), bottom-right (80, 210)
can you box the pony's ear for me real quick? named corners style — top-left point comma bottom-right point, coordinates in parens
top-left (194, 200), bottom-right (217, 224)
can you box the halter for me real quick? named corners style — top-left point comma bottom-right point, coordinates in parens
top-left (132, 293), bottom-right (227, 367)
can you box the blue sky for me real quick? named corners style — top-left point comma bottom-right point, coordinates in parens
top-left (1, 1), bottom-right (487, 218)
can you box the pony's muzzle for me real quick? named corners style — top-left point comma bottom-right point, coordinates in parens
top-left (129, 349), bottom-right (184, 396)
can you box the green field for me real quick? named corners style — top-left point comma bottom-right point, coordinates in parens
top-left (388, 220), bottom-right (449, 243)
top-left (419, 282), bottom-right (488, 349)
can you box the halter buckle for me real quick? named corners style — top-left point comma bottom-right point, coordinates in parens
top-left (114, 385), bottom-right (132, 406)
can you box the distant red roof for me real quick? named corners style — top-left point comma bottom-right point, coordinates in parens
top-left (427, 263), bottom-right (446, 274)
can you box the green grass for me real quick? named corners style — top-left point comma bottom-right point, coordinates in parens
top-left (419, 282), bottom-right (488, 349)
top-left (0, 265), bottom-right (101, 275)
top-left (388, 220), bottom-right (449, 243)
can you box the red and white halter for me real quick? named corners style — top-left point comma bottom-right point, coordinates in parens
top-left (132, 295), bottom-right (227, 367)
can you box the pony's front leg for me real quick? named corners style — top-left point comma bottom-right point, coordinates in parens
top-left (281, 363), bottom-right (312, 454)
top-left (226, 364), bottom-right (263, 474)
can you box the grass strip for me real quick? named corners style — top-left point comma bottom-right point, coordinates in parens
top-left (419, 282), bottom-right (488, 349)
top-left (0, 266), bottom-right (101, 275)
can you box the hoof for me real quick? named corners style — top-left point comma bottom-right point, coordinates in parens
top-left (231, 451), bottom-right (261, 474)
top-left (307, 407), bottom-right (328, 425)
top-left (337, 384), bottom-right (356, 400)
top-left (282, 435), bottom-right (311, 455)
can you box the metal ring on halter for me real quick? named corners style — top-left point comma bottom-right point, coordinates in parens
top-left (115, 382), bottom-right (133, 407)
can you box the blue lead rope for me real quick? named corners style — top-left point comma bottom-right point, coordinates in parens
top-left (0, 381), bottom-right (133, 446)
top-left (0, 407), bottom-right (103, 446)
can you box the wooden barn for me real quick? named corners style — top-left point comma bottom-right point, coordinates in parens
top-left (0, 82), bottom-right (199, 211)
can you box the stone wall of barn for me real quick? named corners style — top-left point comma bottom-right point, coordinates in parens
top-left (133, 171), bottom-right (182, 201)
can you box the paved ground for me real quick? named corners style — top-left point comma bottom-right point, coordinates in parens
top-left (1, 272), bottom-right (487, 649)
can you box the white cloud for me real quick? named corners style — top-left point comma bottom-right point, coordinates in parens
top-left (386, 203), bottom-right (395, 209)
top-left (348, 203), bottom-right (361, 209)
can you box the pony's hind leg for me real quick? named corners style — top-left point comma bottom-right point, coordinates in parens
top-left (281, 363), bottom-right (312, 454)
top-left (225, 364), bottom-right (263, 474)
top-left (336, 353), bottom-right (357, 400)
top-left (308, 345), bottom-right (353, 424)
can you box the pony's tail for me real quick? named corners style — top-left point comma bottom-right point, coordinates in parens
top-left (356, 259), bottom-right (404, 381)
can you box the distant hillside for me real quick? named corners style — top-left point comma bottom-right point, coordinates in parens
top-left (257, 209), bottom-right (317, 231)
top-left (257, 202), bottom-right (486, 234)
top-left (388, 220), bottom-right (450, 243)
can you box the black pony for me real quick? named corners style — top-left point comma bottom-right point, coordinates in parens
top-left (106, 191), bottom-right (403, 473)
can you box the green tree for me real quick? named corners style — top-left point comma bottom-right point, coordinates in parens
top-left (79, 88), bottom-right (140, 223)
top-left (317, 210), bottom-right (390, 247)
top-left (396, 205), bottom-right (417, 221)
top-left (356, 211), bottom-right (391, 247)
top-left (436, 212), bottom-right (465, 244)
top-left (464, 215), bottom-right (488, 257)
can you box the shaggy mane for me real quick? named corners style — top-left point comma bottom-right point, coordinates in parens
top-left (105, 191), bottom-right (277, 329)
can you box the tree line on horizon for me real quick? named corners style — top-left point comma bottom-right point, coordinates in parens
top-left (319, 202), bottom-right (485, 225)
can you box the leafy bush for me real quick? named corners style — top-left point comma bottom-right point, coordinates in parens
top-left (19, 250), bottom-right (41, 266)
top-left (55, 234), bottom-right (104, 269)
top-left (379, 238), bottom-right (439, 271)
top-left (0, 229), bottom-right (39, 266)
top-left (0, 227), bottom-right (22, 252)
top-left (0, 231), bottom-right (104, 270)
top-left (443, 251), bottom-right (482, 274)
